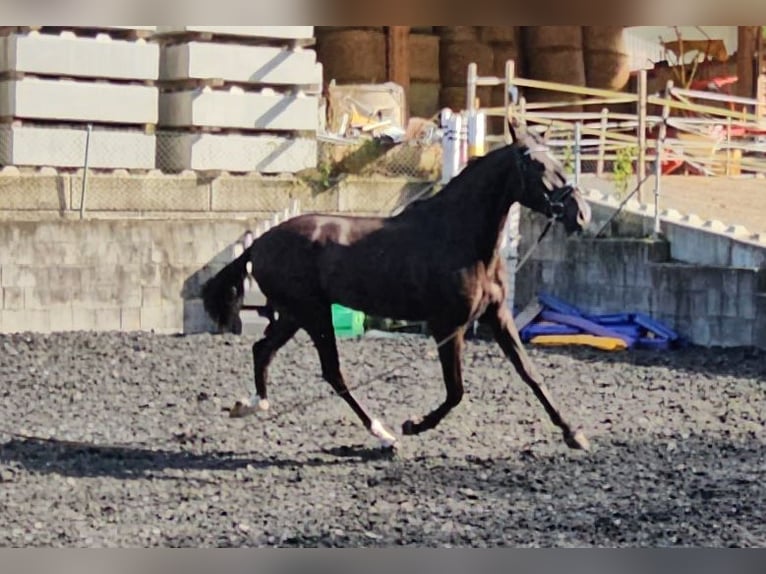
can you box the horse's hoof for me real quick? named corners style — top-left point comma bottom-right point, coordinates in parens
top-left (370, 419), bottom-right (398, 448)
top-left (229, 399), bottom-right (255, 418)
top-left (401, 418), bottom-right (422, 436)
top-left (564, 429), bottom-right (590, 451)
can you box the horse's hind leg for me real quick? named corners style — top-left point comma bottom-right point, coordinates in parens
top-left (481, 302), bottom-right (590, 450)
top-left (230, 313), bottom-right (298, 417)
top-left (402, 323), bottom-right (465, 436)
top-left (304, 309), bottom-right (398, 448)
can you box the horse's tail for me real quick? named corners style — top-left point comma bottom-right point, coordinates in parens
top-left (201, 245), bottom-right (253, 334)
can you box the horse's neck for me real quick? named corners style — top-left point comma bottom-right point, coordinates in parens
top-left (406, 170), bottom-right (514, 262)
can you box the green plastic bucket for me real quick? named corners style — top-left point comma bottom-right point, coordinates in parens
top-left (331, 304), bottom-right (365, 338)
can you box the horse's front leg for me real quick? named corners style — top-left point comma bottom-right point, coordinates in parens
top-left (402, 323), bottom-right (466, 436)
top-left (481, 302), bottom-right (590, 450)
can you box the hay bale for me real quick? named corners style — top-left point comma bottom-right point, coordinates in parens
top-left (440, 86), bottom-right (492, 111)
top-left (435, 27), bottom-right (478, 42)
top-left (528, 49), bottom-right (586, 86)
top-left (409, 33), bottom-right (440, 82)
top-left (523, 51), bottom-right (585, 112)
top-left (523, 25), bottom-right (585, 108)
top-left (479, 26), bottom-right (520, 45)
top-left (488, 85), bottom-right (510, 134)
top-left (582, 26), bottom-right (630, 90)
top-left (409, 81), bottom-right (441, 118)
top-left (523, 26), bottom-right (583, 51)
top-left (439, 40), bottom-right (494, 88)
top-left (492, 42), bottom-right (521, 76)
top-left (411, 26), bottom-right (434, 34)
top-left (316, 29), bottom-right (387, 84)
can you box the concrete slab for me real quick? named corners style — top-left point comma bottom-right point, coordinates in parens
top-left (0, 33), bottom-right (159, 80)
top-left (0, 125), bottom-right (155, 169)
top-left (156, 26), bottom-right (314, 40)
top-left (157, 132), bottom-right (317, 173)
top-left (0, 78), bottom-right (158, 124)
top-left (71, 171), bottom-right (210, 211)
top-left (159, 90), bottom-right (318, 131)
top-left (160, 42), bottom-right (319, 86)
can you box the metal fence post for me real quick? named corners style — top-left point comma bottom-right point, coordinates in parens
top-left (79, 123), bottom-right (93, 220)
top-left (653, 80), bottom-right (673, 237)
top-left (596, 107), bottom-right (608, 176)
top-left (574, 121), bottom-right (582, 188)
top-left (636, 69), bottom-right (648, 203)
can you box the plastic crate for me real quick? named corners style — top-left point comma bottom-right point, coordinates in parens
top-left (331, 304), bottom-right (365, 338)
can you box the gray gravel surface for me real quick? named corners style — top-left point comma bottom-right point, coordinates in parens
top-left (0, 330), bottom-right (764, 547)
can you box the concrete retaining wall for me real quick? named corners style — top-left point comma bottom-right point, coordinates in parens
top-left (0, 219), bottom-right (245, 335)
top-left (0, 172), bottom-right (764, 348)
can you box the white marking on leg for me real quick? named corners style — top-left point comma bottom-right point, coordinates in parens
top-left (370, 419), bottom-right (397, 448)
top-left (248, 393), bottom-right (270, 411)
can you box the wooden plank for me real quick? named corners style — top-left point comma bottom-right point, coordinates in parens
top-left (386, 26), bottom-right (410, 119)
top-left (513, 299), bottom-right (543, 332)
top-left (737, 26), bottom-right (757, 98)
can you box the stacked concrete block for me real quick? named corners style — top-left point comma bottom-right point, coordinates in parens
top-left (0, 26), bottom-right (159, 169)
top-left (154, 26), bottom-right (320, 174)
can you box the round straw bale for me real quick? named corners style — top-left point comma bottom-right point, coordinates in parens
top-left (439, 86), bottom-right (492, 112)
top-left (411, 26), bottom-right (434, 34)
top-left (582, 26), bottom-right (626, 51)
top-left (439, 40), bottom-right (494, 88)
top-left (528, 48), bottom-right (586, 86)
top-left (582, 26), bottom-right (630, 90)
top-left (435, 27), bottom-right (478, 42)
top-left (409, 81), bottom-right (441, 118)
top-left (316, 29), bottom-right (387, 84)
top-left (523, 26), bottom-right (583, 51)
top-left (479, 26), bottom-right (520, 45)
top-left (584, 51), bottom-right (630, 90)
top-left (409, 33), bottom-right (440, 82)
top-left (492, 42), bottom-right (521, 76)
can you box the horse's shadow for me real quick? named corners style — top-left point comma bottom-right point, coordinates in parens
top-left (0, 437), bottom-right (390, 481)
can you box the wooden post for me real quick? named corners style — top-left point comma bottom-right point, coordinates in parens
top-left (737, 26), bottom-right (757, 99)
top-left (386, 26), bottom-right (411, 120)
top-left (636, 69), bottom-right (647, 203)
top-left (504, 59), bottom-right (516, 144)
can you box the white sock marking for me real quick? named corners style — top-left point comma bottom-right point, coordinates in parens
top-left (370, 419), bottom-right (397, 448)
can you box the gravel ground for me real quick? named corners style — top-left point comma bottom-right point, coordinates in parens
top-left (0, 330), bottom-right (764, 547)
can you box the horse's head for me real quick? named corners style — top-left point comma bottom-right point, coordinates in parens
top-left (508, 121), bottom-right (591, 235)
top-left (201, 269), bottom-right (244, 335)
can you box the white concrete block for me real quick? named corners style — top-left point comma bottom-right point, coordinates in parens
top-left (0, 33), bottom-right (159, 80)
top-left (156, 26), bottom-right (314, 40)
top-left (157, 132), bottom-right (316, 173)
top-left (0, 125), bottom-right (156, 169)
top-left (159, 90), bottom-right (318, 131)
top-left (0, 78), bottom-right (158, 124)
top-left (160, 42), bottom-right (319, 86)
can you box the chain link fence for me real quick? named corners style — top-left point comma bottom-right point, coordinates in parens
top-left (0, 123), bottom-right (445, 217)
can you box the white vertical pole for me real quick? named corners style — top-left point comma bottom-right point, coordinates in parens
top-left (574, 121), bottom-right (582, 187)
top-left (467, 110), bottom-right (486, 159)
top-left (440, 108), bottom-right (461, 184)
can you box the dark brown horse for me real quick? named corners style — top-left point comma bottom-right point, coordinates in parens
top-left (202, 126), bottom-right (592, 451)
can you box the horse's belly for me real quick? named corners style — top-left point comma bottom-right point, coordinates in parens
top-left (320, 253), bottom-right (435, 319)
